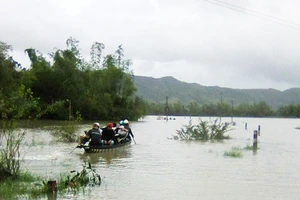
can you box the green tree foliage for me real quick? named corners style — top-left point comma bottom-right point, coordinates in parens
top-left (1, 38), bottom-right (146, 121)
top-left (277, 104), bottom-right (300, 117)
top-left (90, 42), bottom-right (105, 70)
top-left (146, 101), bottom-right (277, 117)
top-left (93, 52), bottom-right (137, 119)
top-left (0, 42), bottom-right (22, 95)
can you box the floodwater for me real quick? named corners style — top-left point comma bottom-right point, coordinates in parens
top-left (20, 116), bottom-right (300, 200)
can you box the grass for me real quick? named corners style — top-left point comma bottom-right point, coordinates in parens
top-left (0, 172), bottom-right (47, 199)
top-left (243, 144), bottom-right (259, 151)
top-left (0, 162), bottom-right (101, 199)
top-left (224, 146), bottom-right (243, 158)
top-left (224, 144), bottom-right (259, 158)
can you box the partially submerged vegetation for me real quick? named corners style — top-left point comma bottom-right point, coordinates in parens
top-left (243, 144), bottom-right (258, 151)
top-left (224, 147), bottom-right (243, 158)
top-left (175, 118), bottom-right (232, 141)
top-left (223, 144), bottom-right (259, 158)
top-left (0, 162), bottom-right (101, 199)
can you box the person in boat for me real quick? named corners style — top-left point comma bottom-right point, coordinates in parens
top-left (123, 119), bottom-right (134, 142)
top-left (111, 121), bottom-right (121, 144)
top-left (115, 125), bottom-right (128, 144)
top-left (112, 122), bottom-right (117, 131)
top-left (80, 122), bottom-right (102, 146)
top-left (114, 120), bottom-right (124, 133)
top-left (101, 123), bottom-right (115, 146)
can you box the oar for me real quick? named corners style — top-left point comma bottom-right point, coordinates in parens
top-left (69, 145), bottom-right (82, 154)
top-left (132, 137), bottom-right (136, 144)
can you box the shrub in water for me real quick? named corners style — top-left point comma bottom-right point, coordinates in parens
top-left (175, 118), bottom-right (232, 141)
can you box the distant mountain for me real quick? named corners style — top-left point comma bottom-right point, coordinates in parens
top-left (133, 75), bottom-right (300, 109)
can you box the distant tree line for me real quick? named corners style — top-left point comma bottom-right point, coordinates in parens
top-left (0, 38), bottom-right (147, 121)
top-left (146, 101), bottom-right (300, 118)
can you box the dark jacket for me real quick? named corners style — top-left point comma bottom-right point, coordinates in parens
top-left (86, 128), bottom-right (101, 146)
top-left (101, 127), bottom-right (115, 141)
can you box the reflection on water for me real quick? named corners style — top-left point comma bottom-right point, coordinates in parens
top-left (253, 141), bottom-right (258, 155)
top-left (78, 147), bottom-right (132, 164)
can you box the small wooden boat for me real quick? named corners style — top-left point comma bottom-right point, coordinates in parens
top-left (77, 140), bottom-right (132, 153)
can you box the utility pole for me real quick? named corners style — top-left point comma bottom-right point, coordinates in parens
top-left (165, 96), bottom-right (170, 122)
top-left (220, 91), bottom-right (223, 122)
top-left (231, 100), bottom-right (234, 123)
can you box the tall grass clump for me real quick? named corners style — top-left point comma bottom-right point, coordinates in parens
top-left (224, 146), bottom-right (243, 158)
top-left (0, 120), bottom-right (25, 180)
top-left (175, 118), bottom-right (232, 141)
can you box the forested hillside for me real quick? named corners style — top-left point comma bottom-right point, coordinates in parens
top-left (134, 76), bottom-right (300, 109)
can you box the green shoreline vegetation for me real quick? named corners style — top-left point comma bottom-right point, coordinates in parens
top-left (0, 163), bottom-right (101, 199)
top-left (146, 101), bottom-right (300, 118)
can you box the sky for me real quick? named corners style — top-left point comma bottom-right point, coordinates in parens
top-left (1, 0), bottom-right (300, 91)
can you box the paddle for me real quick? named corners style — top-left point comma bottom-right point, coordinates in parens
top-left (132, 136), bottom-right (136, 144)
top-left (69, 146), bottom-right (78, 154)
top-left (69, 145), bottom-right (83, 154)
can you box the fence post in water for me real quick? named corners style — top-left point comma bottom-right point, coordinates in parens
top-left (253, 130), bottom-right (258, 149)
top-left (47, 180), bottom-right (57, 193)
top-left (245, 123), bottom-right (247, 130)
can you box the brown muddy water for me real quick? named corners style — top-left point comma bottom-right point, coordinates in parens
top-left (20, 116), bottom-right (300, 200)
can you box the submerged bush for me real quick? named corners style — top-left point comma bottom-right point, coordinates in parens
top-left (224, 146), bottom-right (243, 158)
top-left (175, 118), bottom-right (232, 141)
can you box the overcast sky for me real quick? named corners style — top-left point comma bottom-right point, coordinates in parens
top-left (1, 0), bottom-right (300, 91)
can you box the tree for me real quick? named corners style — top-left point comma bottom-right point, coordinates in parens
top-left (2, 39), bottom-right (146, 121)
top-left (90, 42), bottom-right (105, 70)
top-left (0, 42), bottom-right (22, 95)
